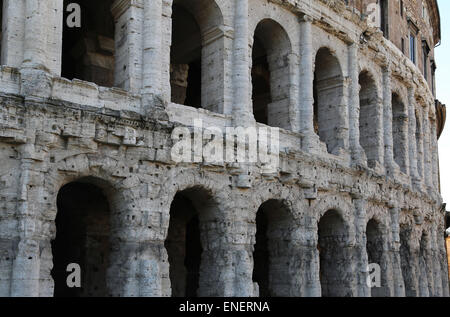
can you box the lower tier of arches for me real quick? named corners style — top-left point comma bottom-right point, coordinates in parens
top-left (0, 174), bottom-right (448, 297)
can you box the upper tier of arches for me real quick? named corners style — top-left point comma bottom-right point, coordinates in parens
top-left (0, 0), bottom-right (443, 189)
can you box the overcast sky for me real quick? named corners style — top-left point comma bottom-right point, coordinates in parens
top-left (436, 0), bottom-right (450, 205)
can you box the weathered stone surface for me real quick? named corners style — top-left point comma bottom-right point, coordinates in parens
top-left (0, 0), bottom-right (447, 298)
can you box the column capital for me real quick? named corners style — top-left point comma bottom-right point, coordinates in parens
top-left (299, 14), bottom-right (313, 23)
top-left (383, 60), bottom-right (393, 73)
top-left (348, 41), bottom-right (361, 51)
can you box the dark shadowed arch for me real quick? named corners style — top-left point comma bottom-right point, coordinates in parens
top-left (392, 93), bottom-right (408, 173)
top-left (62, 0), bottom-right (115, 87)
top-left (51, 177), bottom-right (113, 297)
top-left (165, 186), bottom-right (223, 297)
top-left (318, 209), bottom-right (353, 297)
top-left (313, 48), bottom-right (345, 154)
top-left (252, 19), bottom-right (292, 129)
top-left (253, 199), bottom-right (295, 296)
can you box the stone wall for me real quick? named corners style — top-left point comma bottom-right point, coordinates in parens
top-left (0, 0), bottom-right (447, 297)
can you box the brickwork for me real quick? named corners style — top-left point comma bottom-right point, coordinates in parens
top-left (0, 0), bottom-right (447, 297)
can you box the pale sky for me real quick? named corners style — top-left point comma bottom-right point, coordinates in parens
top-left (436, 0), bottom-right (450, 205)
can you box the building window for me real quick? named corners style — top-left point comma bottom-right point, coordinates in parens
top-left (400, 0), bottom-right (404, 17)
top-left (52, 180), bottom-right (112, 297)
top-left (253, 200), bottom-right (295, 296)
top-left (401, 38), bottom-right (405, 54)
top-left (409, 33), bottom-right (416, 64)
top-left (380, 0), bottom-right (388, 38)
top-left (170, 0), bottom-right (225, 113)
top-left (170, 4), bottom-right (202, 108)
top-left (0, 0), bottom-right (3, 65)
top-left (422, 40), bottom-right (430, 81)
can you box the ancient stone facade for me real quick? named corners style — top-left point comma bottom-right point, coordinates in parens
top-left (0, 0), bottom-right (448, 297)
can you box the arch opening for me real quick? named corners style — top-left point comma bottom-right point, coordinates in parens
top-left (359, 71), bottom-right (380, 167)
top-left (251, 19), bottom-right (292, 129)
top-left (51, 179), bottom-right (111, 297)
top-left (392, 93), bottom-right (408, 173)
top-left (165, 187), bottom-right (222, 297)
top-left (170, 3), bottom-right (202, 108)
top-left (313, 48), bottom-right (345, 154)
top-left (366, 219), bottom-right (387, 296)
top-left (170, 0), bottom-right (224, 112)
top-left (318, 210), bottom-right (352, 297)
top-left (253, 200), bottom-right (294, 297)
top-left (165, 191), bottom-right (202, 297)
top-left (62, 0), bottom-right (116, 87)
top-left (400, 226), bottom-right (417, 297)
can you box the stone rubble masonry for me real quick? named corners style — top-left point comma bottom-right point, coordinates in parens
top-left (0, 0), bottom-right (448, 297)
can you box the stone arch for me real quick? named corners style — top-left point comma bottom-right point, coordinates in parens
top-left (392, 92), bottom-right (408, 173)
top-left (252, 199), bottom-right (297, 296)
top-left (249, 181), bottom-right (300, 217)
top-left (251, 18), bottom-right (292, 130)
top-left (48, 153), bottom-right (136, 206)
top-left (61, 0), bottom-right (116, 87)
top-left (313, 47), bottom-right (346, 155)
top-left (313, 194), bottom-right (354, 225)
top-left (42, 153), bottom-right (158, 297)
top-left (248, 0), bottom-right (299, 45)
top-left (165, 186), bottom-right (219, 297)
top-left (173, 0), bottom-right (226, 34)
top-left (170, 0), bottom-right (226, 113)
top-left (158, 168), bottom-right (230, 218)
top-left (318, 208), bottom-right (354, 297)
top-left (359, 70), bottom-right (381, 167)
top-left (160, 173), bottom-right (232, 297)
top-left (51, 176), bottom-right (116, 297)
